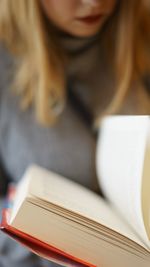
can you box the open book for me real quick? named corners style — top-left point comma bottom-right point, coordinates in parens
top-left (0, 115), bottom-right (150, 267)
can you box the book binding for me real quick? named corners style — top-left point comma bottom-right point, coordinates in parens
top-left (0, 185), bottom-right (96, 267)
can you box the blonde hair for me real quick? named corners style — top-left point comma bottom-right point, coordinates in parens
top-left (0, 0), bottom-right (149, 129)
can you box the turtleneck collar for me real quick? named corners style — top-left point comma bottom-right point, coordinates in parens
top-left (55, 30), bottom-right (101, 56)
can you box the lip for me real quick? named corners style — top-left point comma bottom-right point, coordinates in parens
top-left (76, 14), bottom-right (103, 25)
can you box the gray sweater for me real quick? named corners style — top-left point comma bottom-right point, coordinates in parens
top-left (0, 31), bottom-right (149, 267)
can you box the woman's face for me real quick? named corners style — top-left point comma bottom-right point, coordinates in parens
top-left (40, 0), bottom-right (117, 37)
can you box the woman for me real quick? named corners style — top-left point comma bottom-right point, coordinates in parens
top-left (0, 0), bottom-right (149, 267)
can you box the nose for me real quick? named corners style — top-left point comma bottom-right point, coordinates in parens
top-left (81, 0), bottom-right (100, 7)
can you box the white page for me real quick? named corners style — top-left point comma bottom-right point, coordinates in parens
top-left (142, 133), bottom-right (150, 240)
top-left (17, 164), bottom-right (148, 248)
top-left (96, 115), bottom-right (150, 247)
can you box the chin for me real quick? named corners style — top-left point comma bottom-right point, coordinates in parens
top-left (70, 28), bottom-right (101, 38)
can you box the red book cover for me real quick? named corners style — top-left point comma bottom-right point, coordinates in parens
top-left (0, 185), bottom-right (96, 267)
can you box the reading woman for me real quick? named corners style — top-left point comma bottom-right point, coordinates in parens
top-left (0, 0), bottom-right (149, 267)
